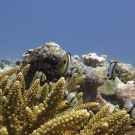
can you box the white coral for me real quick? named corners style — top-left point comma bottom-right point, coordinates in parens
top-left (124, 95), bottom-right (133, 109)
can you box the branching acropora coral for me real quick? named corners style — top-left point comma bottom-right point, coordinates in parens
top-left (0, 64), bottom-right (134, 135)
top-left (65, 73), bottom-right (85, 92)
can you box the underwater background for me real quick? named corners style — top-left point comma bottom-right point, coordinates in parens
top-left (0, 0), bottom-right (135, 66)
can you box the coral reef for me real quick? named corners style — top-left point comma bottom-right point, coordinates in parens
top-left (115, 82), bottom-right (135, 108)
top-left (93, 66), bottom-right (122, 96)
top-left (93, 65), bottom-right (135, 108)
top-left (96, 92), bottom-right (115, 112)
top-left (20, 42), bottom-right (105, 103)
top-left (118, 63), bottom-right (135, 83)
top-left (20, 42), bottom-right (65, 88)
top-left (82, 53), bottom-right (107, 67)
top-left (0, 64), bottom-right (135, 135)
top-left (71, 57), bottom-right (105, 102)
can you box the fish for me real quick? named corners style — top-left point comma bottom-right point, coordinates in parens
top-left (0, 60), bottom-right (5, 69)
top-left (66, 90), bottom-right (78, 107)
top-left (15, 60), bottom-right (21, 66)
top-left (107, 62), bottom-right (119, 80)
top-left (66, 67), bottom-right (82, 78)
top-left (37, 71), bottom-right (46, 81)
top-left (59, 52), bottom-right (71, 76)
top-left (124, 96), bottom-right (135, 121)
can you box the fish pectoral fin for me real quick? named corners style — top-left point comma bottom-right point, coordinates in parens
top-left (107, 73), bottom-right (109, 77)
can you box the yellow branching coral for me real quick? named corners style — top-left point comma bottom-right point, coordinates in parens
top-left (30, 71), bottom-right (38, 86)
top-left (0, 64), bottom-right (135, 135)
top-left (23, 79), bottom-right (40, 109)
top-left (20, 64), bottom-right (30, 77)
top-left (74, 102), bottom-right (99, 112)
top-left (0, 126), bottom-right (8, 135)
top-left (30, 109), bottom-right (90, 135)
top-left (14, 72), bottom-right (26, 93)
top-left (0, 89), bottom-right (3, 125)
top-left (80, 104), bottom-right (110, 134)
top-left (56, 100), bottom-right (69, 113)
top-left (0, 76), bottom-right (9, 91)
top-left (77, 92), bottom-right (83, 105)
top-left (36, 83), bottom-right (49, 104)
top-left (3, 81), bottom-right (23, 134)
top-left (48, 82), bottom-right (56, 93)
top-left (66, 73), bottom-right (85, 92)
top-left (87, 104), bottom-right (110, 128)
top-left (80, 105), bottom-right (135, 135)
top-left (0, 66), bottom-right (19, 79)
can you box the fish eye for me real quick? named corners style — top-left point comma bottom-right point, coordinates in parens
top-left (63, 60), bottom-right (66, 64)
top-left (74, 102), bottom-right (76, 104)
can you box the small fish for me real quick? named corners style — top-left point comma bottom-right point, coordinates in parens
top-left (37, 71), bottom-right (46, 81)
top-left (0, 60), bottom-right (5, 69)
top-left (66, 90), bottom-right (78, 107)
top-left (59, 52), bottom-right (71, 76)
top-left (15, 60), bottom-right (21, 66)
top-left (66, 67), bottom-right (82, 78)
top-left (124, 96), bottom-right (135, 121)
top-left (107, 62), bottom-right (119, 80)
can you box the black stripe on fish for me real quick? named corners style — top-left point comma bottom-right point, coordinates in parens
top-left (111, 62), bottom-right (116, 78)
top-left (41, 74), bottom-right (43, 80)
top-left (69, 96), bottom-right (76, 105)
top-left (66, 90), bottom-right (78, 104)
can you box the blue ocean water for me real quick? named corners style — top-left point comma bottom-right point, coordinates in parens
top-left (0, 0), bottom-right (135, 66)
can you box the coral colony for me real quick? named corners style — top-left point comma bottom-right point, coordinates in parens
top-left (0, 42), bottom-right (135, 135)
